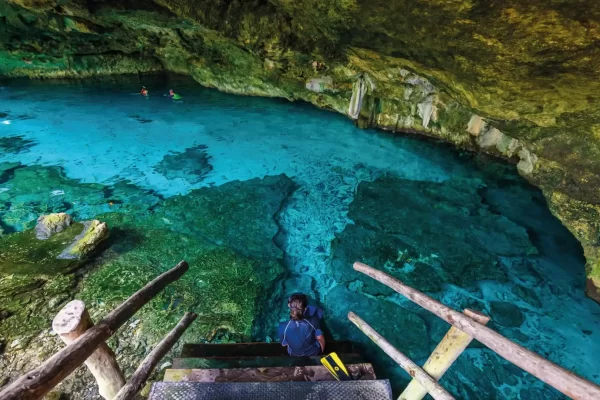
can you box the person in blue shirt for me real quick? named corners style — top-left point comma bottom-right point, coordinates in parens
top-left (278, 293), bottom-right (325, 356)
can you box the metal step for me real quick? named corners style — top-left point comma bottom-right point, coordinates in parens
top-left (180, 341), bottom-right (355, 358)
top-left (163, 363), bottom-right (376, 382)
top-left (172, 353), bottom-right (365, 369)
top-left (149, 380), bottom-right (393, 400)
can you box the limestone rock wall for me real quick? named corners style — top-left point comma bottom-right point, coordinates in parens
top-left (1, 0), bottom-right (599, 300)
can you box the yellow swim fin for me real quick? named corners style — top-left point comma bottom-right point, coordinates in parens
top-left (321, 352), bottom-right (351, 381)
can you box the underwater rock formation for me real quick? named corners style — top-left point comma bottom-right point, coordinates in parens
top-left (325, 285), bottom-right (429, 361)
top-left (154, 145), bottom-right (213, 184)
top-left (329, 175), bottom-right (536, 295)
top-left (1, 0), bottom-right (598, 299)
top-left (0, 163), bottom-right (161, 233)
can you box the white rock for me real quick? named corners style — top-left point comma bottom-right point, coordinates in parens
top-left (159, 362), bottom-right (172, 370)
top-left (477, 127), bottom-right (504, 149)
top-left (467, 115), bottom-right (486, 136)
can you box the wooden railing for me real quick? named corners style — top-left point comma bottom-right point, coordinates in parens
top-left (350, 262), bottom-right (600, 400)
top-left (0, 261), bottom-right (194, 400)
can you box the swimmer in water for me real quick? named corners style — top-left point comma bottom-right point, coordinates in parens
top-left (140, 86), bottom-right (149, 97)
top-left (168, 89), bottom-right (182, 100)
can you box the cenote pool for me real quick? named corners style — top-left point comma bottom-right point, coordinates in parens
top-left (1, 75), bottom-right (600, 399)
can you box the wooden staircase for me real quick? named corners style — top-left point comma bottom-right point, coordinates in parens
top-left (149, 341), bottom-right (394, 399)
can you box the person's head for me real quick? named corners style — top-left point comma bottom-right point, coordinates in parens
top-left (169, 89), bottom-right (174, 95)
top-left (288, 293), bottom-right (307, 321)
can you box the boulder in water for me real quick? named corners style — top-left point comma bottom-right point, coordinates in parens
top-left (35, 213), bottom-right (73, 240)
top-left (58, 220), bottom-right (109, 260)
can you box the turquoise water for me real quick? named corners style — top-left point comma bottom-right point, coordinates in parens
top-left (1, 75), bottom-right (600, 398)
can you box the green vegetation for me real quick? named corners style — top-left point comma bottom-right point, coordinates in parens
top-left (0, 168), bottom-right (290, 347)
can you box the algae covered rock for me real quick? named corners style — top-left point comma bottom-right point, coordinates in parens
top-left (57, 220), bottom-right (109, 260)
top-left (0, 215), bottom-right (109, 275)
top-left (154, 174), bottom-right (295, 260)
top-left (35, 213), bottom-right (73, 240)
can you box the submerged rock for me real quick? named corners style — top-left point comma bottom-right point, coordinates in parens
top-left (35, 213), bottom-right (73, 240)
top-left (329, 175), bottom-right (536, 295)
top-left (0, 164), bottom-right (161, 233)
top-left (154, 174), bottom-right (295, 260)
top-left (154, 145), bottom-right (213, 184)
top-left (489, 301), bottom-right (525, 328)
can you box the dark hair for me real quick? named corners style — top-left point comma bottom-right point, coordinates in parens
top-left (288, 293), bottom-right (307, 321)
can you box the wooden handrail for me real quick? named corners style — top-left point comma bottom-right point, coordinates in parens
top-left (0, 261), bottom-right (189, 400)
top-left (114, 312), bottom-right (197, 400)
top-left (354, 262), bottom-right (600, 400)
top-left (400, 309), bottom-right (490, 400)
top-left (52, 300), bottom-right (125, 399)
top-left (349, 312), bottom-right (455, 400)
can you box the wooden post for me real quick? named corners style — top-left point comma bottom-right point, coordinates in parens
top-left (353, 262), bottom-right (600, 400)
top-left (114, 312), bottom-right (197, 400)
top-left (399, 309), bottom-right (490, 400)
top-left (0, 261), bottom-right (189, 400)
top-left (348, 311), bottom-right (455, 400)
top-left (52, 300), bottom-right (126, 400)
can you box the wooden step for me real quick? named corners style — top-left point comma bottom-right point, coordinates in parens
top-left (163, 363), bottom-right (376, 383)
top-left (180, 341), bottom-right (355, 358)
top-left (172, 353), bottom-right (365, 369)
top-left (150, 380), bottom-right (393, 400)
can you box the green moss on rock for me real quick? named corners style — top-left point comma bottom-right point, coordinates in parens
top-left (0, 223), bottom-right (84, 275)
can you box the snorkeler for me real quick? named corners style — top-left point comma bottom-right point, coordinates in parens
top-left (168, 89), bottom-right (182, 100)
top-left (140, 86), bottom-right (149, 97)
top-left (278, 293), bottom-right (325, 356)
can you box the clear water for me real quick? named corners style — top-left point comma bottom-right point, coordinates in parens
top-left (1, 75), bottom-right (599, 398)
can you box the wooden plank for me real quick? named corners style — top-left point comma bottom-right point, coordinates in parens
top-left (52, 300), bottom-right (126, 400)
top-left (354, 261), bottom-right (600, 400)
top-left (114, 312), bottom-right (197, 400)
top-left (180, 341), bottom-right (355, 358)
top-left (163, 363), bottom-right (376, 383)
top-left (0, 261), bottom-right (189, 400)
top-left (400, 309), bottom-right (490, 400)
top-left (172, 353), bottom-right (365, 369)
top-left (349, 312), bottom-right (455, 400)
